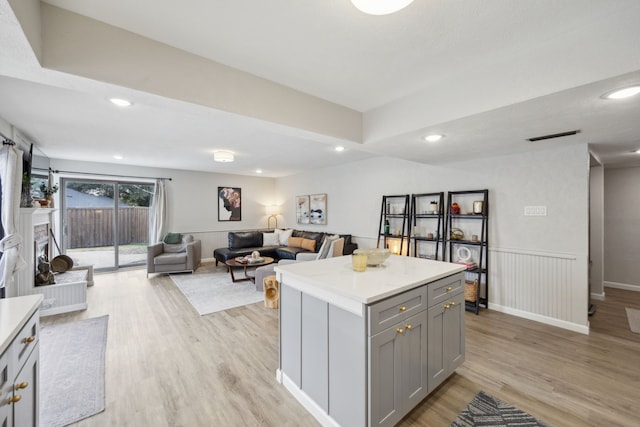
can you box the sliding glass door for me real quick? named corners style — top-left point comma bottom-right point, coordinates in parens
top-left (61, 178), bottom-right (154, 271)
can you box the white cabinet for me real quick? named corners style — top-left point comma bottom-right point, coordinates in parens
top-left (0, 295), bottom-right (42, 427)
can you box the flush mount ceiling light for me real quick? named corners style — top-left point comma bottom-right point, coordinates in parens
top-left (113, 154), bottom-right (123, 160)
top-left (351, 0), bottom-right (415, 15)
top-left (335, 146), bottom-right (345, 152)
top-left (109, 98), bottom-right (132, 107)
top-left (603, 85), bottom-right (640, 99)
top-left (214, 151), bottom-right (234, 162)
top-left (424, 134), bottom-right (444, 142)
top-left (256, 169), bottom-right (263, 174)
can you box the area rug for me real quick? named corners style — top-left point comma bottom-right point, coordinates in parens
top-left (450, 391), bottom-right (549, 427)
top-left (170, 264), bottom-right (264, 315)
top-left (40, 315), bottom-right (109, 427)
top-left (625, 307), bottom-right (640, 333)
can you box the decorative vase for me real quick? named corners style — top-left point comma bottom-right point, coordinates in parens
top-left (38, 199), bottom-right (49, 208)
top-left (46, 195), bottom-right (54, 208)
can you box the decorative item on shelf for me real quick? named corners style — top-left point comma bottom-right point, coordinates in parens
top-left (472, 234), bottom-right (479, 242)
top-left (450, 202), bottom-right (461, 214)
top-left (465, 280), bottom-right (479, 302)
top-left (384, 218), bottom-right (390, 235)
top-left (456, 246), bottom-right (472, 262)
top-left (473, 200), bottom-right (484, 214)
top-left (429, 200), bottom-right (438, 214)
top-left (40, 182), bottom-right (58, 208)
top-left (427, 232), bottom-right (434, 239)
top-left (450, 227), bottom-right (464, 240)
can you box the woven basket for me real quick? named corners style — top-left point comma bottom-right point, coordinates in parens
top-left (464, 279), bottom-right (478, 302)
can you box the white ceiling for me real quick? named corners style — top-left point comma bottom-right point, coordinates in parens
top-left (1, 0), bottom-right (639, 177)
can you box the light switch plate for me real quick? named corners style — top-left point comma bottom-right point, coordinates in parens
top-left (524, 206), bottom-right (547, 216)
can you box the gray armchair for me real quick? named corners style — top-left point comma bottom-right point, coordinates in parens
top-left (147, 234), bottom-right (201, 277)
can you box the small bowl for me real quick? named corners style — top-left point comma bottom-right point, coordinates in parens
top-left (354, 248), bottom-right (391, 266)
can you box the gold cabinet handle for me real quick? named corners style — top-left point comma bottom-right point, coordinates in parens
top-left (7, 395), bottom-right (22, 404)
top-left (15, 382), bottom-right (29, 390)
top-left (405, 324), bottom-right (412, 330)
top-left (22, 336), bottom-right (35, 344)
top-left (446, 286), bottom-right (452, 292)
top-left (399, 306), bottom-right (406, 312)
top-left (443, 303), bottom-right (450, 309)
top-left (396, 327), bottom-right (404, 334)
top-left (450, 301), bottom-right (456, 307)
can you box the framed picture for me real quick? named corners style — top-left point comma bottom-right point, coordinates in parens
top-left (310, 193), bottom-right (327, 225)
top-left (218, 187), bottom-right (241, 221)
top-left (296, 195), bottom-right (310, 224)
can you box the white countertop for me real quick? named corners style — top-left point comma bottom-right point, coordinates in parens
top-left (0, 294), bottom-right (43, 354)
top-left (275, 255), bottom-right (464, 315)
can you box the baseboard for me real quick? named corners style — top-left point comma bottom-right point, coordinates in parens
top-left (40, 302), bottom-right (88, 317)
top-left (591, 292), bottom-right (606, 301)
top-left (280, 372), bottom-right (340, 427)
top-left (489, 304), bottom-right (590, 335)
top-left (604, 281), bottom-right (640, 292)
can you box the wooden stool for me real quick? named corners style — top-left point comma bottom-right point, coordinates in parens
top-left (263, 275), bottom-right (279, 309)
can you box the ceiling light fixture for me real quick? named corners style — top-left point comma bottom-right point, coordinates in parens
top-left (335, 146), bottom-right (345, 152)
top-left (214, 151), bottom-right (234, 162)
top-left (603, 85), bottom-right (640, 99)
top-left (424, 134), bottom-right (444, 142)
top-left (635, 149), bottom-right (640, 154)
top-left (109, 98), bottom-right (132, 107)
top-left (256, 169), bottom-right (263, 174)
top-left (113, 154), bottom-right (123, 160)
top-left (351, 0), bottom-right (414, 15)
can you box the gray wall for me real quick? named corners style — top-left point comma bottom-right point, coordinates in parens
top-left (604, 166), bottom-right (640, 290)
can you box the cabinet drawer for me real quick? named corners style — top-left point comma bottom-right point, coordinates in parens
top-left (368, 286), bottom-right (426, 336)
top-left (11, 312), bottom-right (39, 371)
top-left (427, 273), bottom-right (464, 307)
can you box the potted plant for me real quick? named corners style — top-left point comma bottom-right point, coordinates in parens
top-left (39, 182), bottom-right (59, 208)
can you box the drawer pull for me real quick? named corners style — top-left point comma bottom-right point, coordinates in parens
top-left (22, 336), bottom-right (35, 344)
top-left (446, 286), bottom-right (452, 292)
top-left (16, 382), bottom-right (29, 390)
top-left (405, 324), bottom-right (412, 330)
top-left (443, 303), bottom-right (450, 309)
top-left (7, 395), bottom-right (22, 404)
top-left (450, 301), bottom-right (456, 307)
top-left (399, 306), bottom-right (407, 312)
top-left (396, 327), bottom-right (404, 334)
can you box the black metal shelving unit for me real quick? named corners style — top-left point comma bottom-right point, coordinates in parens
top-left (377, 195), bottom-right (410, 255)
top-left (445, 189), bottom-right (489, 314)
top-left (410, 192), bottom-right (445, 260)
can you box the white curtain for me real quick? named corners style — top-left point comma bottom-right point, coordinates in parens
top-left (0, 143), bottom-right (26, 297)
top-left (149, 178), bottom-right (167, 243)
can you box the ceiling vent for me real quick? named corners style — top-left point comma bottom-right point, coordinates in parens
top-left (527, 130), bottom-right (580, 142)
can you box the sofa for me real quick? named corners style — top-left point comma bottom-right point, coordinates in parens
top-left (147, 233), bottom-right (202, 276)
top-left (213, 229), bottom-right (357, 266)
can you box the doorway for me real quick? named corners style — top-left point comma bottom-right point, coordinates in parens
top-left (61, 178), bottom-right (155, 271)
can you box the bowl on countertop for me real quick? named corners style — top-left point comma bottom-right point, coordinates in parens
top-left (353, 248), bottom-right (391, 267)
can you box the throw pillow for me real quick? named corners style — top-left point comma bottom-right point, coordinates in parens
top-left (279, 229), bottom-right (294, 245)
top-left (288, 236), bottom-right (304, 248)
top-left (328, 238), bottom-right (345, 257)
top-left (163, 232), bottom-right (182, 244)
top-left (316, 234), bottom-right (340, 259)
top-left (301, 238), bottom-right (316, 252)
top-left (263, 232), bottom-right (279, 246)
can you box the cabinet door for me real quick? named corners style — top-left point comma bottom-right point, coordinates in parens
top-left (427, 302), bottom-right (446, 393)
top-left (369, 324), bottom-right (402, 427)
top-left (280, 285), bottom-right (302, 387)
top-left (445, 293), bottom-right (465, 371)
top-left (0, 347), bottom-right (11, 427)
top-left (399, 311), bottom-right (428, 409)
top-left (12, 345), bottom-right (39, 427)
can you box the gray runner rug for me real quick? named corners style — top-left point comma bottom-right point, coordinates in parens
top-left (170, 264), bottom-right (264, 315)
top-left (451, 391), bottom-right (549, 427)
top-left (625, 307), bottom-right (640, 333)
top-left (40, 315), bottom-right (109, 427)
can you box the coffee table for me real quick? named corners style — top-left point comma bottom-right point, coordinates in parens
top-left (225, 257), bottom-right (275, 283)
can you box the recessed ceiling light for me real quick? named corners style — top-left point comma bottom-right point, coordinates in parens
top-left (603, 85), bottom-right (640, 99)
top-left (213, 150), bottom-right (234, 162)
top-left (351, 0), bottom-right (415, 15)
top-left (113, 154), bottom-right (123, 160)
top-left (635, 149), bottom-right (640, 154)
top-left (109, 98), bottom-right (132, 107)
top-left (424, 134), bottom-right (444, 142)
top-left (256, 169), bottom-right (263, 174)
top-left (335, 146), bottom-right (345, 152)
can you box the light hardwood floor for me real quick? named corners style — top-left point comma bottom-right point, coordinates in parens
top-left (41, 266), bottom-right (640, 427)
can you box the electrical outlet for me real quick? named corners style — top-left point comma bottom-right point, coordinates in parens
top-left (42, 298), bottom-right (56, 309)
top-left (524, 206), bottom-right (547, 216)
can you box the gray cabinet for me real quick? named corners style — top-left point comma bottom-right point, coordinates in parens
top-left (0, 308), bottom-right (40, 427)
top-left (427, 287), bottom-right (465, 393)
top-left (369, 310), bottom-right (428, 427)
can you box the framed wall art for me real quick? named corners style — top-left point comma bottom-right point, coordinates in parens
top-left (310, 193), bottom-right (327, 225)
top-left (296, 195), bottom-right (310, 224)
top-left (218, 187), bottom-right (241, 221)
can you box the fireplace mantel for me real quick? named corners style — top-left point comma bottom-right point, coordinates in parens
top-left (16, 208), bottom-right (88, 316)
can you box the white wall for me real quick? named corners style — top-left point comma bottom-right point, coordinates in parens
top-left (50, 159), bottom-right (276, 260)
top-left (589, 165), bottom-right (605, 299)
top-left (276, 144), bottom-right (591, 332)
top-left (603, 166), bottom-right (640, 291)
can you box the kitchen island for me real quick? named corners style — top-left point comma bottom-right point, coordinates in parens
top-left (275, 255), bottom-right (465, 427)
